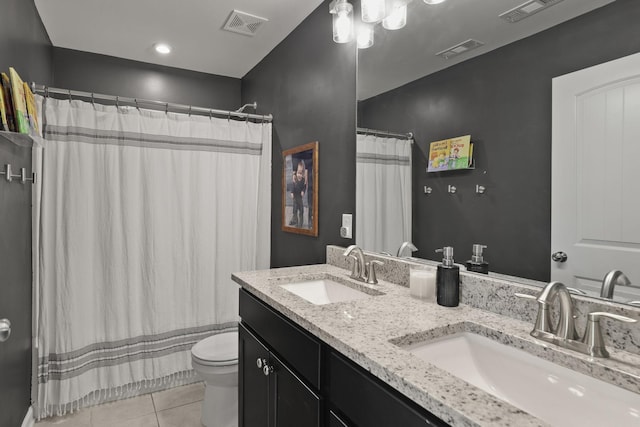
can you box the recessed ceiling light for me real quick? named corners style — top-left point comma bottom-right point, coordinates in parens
top-left (154, 43), bottom-right (172, 54)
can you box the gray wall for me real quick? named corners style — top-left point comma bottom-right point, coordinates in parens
top-left (52, 48), bottom-right (241, 111)
top-left (0, 0), bottom-right (52, 84)
top-left (359, 0), bottom-right (640, 281)
top-left (242, 0), bottom-right (357, 267)
top-left (0, 1), bottom-right (51, 424)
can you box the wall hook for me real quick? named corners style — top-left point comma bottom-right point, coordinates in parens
top-left (475, 184), bottom-right (486, 194)
top-left (448, 185), bottom-right (457, 194)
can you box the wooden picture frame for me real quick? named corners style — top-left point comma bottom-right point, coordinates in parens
top-left (282, 141), bottom-right (318, 236)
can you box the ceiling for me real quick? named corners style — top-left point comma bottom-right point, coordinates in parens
top-left (35, 0), bottom-right (324, 79)
top-left (35, 0), bottom-right (614, 93)
top-left (358, 0), bottom-right (614, 100)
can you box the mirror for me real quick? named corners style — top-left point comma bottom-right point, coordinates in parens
top-left (355, 0), bottom-right (640, 305)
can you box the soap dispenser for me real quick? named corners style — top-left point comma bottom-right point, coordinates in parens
top-left (466, 244), bottom-right (489, 274)
top-left (435, 247), bottom-right (460, 307)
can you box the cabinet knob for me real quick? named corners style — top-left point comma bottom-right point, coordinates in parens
top-left (256, 357), bottom-right (267, 369)
top-left (263, 364), bottom-right (274, 376)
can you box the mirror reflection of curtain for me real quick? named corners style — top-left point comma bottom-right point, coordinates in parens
top-left (356, 134), bottom-right (412, 254)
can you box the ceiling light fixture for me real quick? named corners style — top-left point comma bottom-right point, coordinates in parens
top-left (357, 24), bottom-right (374, 49)
top-left (382, 4), bottom-right (407, 30)
top-left (154, 43), bottom-right (172, 54)
top-left (361, 0), bottom-right (386, 23)
top-left (423, 0), bottom-right (447, 5)
top-left (329, 0), bottom-right (354, 43)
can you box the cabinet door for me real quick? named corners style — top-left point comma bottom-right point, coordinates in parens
top-left (271, 352), bottom-right (321, 427)
top-left (239, 324), bottom-right (270, 427)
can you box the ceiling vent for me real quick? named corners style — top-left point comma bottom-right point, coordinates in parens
top-left (499, 0), bottom-right (565, 23)
top-left (436, 39), bottom-right (484, 60)
top-left (222, 10), bottom-right (268, 36)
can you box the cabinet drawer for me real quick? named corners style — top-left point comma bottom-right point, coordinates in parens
top-left (328, 351), bottom-right (448, 427)
top-left (239, 289), bottom-right (321, 389)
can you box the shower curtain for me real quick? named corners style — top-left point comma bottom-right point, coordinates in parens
top-left (356, 133), bottom-right (412, 255)
top-left (33, 97), bottom-right (271, 418)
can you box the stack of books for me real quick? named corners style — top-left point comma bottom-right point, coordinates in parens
top-left (0, 67), bottom-right (41, 136)
top-left (427, 135), bottom-right (473, 172)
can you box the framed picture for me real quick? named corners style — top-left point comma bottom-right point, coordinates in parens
top-left (282, 141), bottom-right (318, 236)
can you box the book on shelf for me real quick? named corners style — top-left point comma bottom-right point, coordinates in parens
top-left (0, 82), bottom-right (7, 131)
top-left (23, 82), bottom-right (41, 136)
top-left (427, 135), bottom-right (473, 172)
top-left (9, 67), bottom-right (29, 134)
top-left (1, 72), bottom-right (16, 132)
top-left (447, 135), bottom-right (473, 170)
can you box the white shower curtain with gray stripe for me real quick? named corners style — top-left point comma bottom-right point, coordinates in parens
top-left (33, 97), bottom-right (271, 418)
top-left (356, 133), bottom-right (412, 255)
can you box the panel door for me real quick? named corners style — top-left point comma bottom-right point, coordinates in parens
top-left (239, 323), bottom-right (270, 427)
top-left (271, 352), bottom-right (320, 427)
top-left (552, 52), bottom-right (640, 301)
top-left (0, 133), bottom-right (33, 427)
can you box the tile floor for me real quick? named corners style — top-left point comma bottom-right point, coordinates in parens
top-left (35, 382), bottom-right (205, 427)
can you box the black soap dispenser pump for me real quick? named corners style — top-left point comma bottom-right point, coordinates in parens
top-left (435, 246), bottom-right (460, 307)
top-left (466, 244), bottom-right (489, 274)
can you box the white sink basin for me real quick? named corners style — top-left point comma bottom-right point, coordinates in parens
top-left (279, 278), bottom-right (375, 305)
top-left (403, 332), bottom-right (640, 426)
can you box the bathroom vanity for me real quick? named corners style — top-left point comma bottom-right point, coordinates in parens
top-left (233, 246), bottom-right (640, 427)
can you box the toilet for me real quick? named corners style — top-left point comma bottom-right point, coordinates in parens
top-left (191, 331), bottom-right (239, 427)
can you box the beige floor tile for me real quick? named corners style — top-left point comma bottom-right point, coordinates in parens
top-left (152, 382), bottom-right (205, 411)
top-left (90, 395), bottom-right (156, 425)
top-left (35, 409), bottom-right (91, 427)
top-left (93, 413), bottom-right (159, 427)
top-left (156, 401), bottom-right (203, 427)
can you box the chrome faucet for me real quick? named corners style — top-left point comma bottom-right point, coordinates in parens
top-left (343, 245), bottom-right (383, 284)
top-left (343, 245), bottom-right (367, 281)
top-left (516, 281), bottom-right (637, 358)
top-left (534, 281), bottom-right (578, 340)
top-left (600, 270), bottom-right (631, 299)
top-left (397, 241), bottom-right (418, 258)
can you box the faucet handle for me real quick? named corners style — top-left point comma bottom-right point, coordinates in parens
top-left (365, 260), bottom-right (383, 284)
top-left (582, 312), bottom-right (637, 358)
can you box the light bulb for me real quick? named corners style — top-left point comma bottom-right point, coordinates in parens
top-left (332, 1), bottom-right (354, 43)
top-left (357, 25), bottom-right (374, 49)
top-left (362, 0), bottom-right (386, 23)
top-left (383, 4), bottom-right (407, 30)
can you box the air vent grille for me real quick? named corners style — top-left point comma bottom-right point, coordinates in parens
top-left (499, 0), bottom-right (565, 23)
top-left (223, 10), bottom-right (268, 36)
top-left (436, 39), bottom-right (485, 60)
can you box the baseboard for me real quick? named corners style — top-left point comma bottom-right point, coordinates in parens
top-left (21, 406), bottom-right (34, 427)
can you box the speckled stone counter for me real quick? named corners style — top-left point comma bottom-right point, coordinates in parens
top-left (232, 258), bottom-right (640, 426)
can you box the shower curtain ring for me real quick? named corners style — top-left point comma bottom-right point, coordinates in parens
top-left (115, 96), bottom-right (119, 108)
top-left (165, 103), bottom-right (169, 114)
top-left (91, 93), bottom-right (95, 107)
top-left (68, 89), bottom-right (72, 102)
top-left (134, 98), bottom-right (139, 110)
top-left (188, 106), bottom-right (192, 116)
top-left (209, 109), bottom-right (212, 120)
top-left (227, 112), bottom-right (231, 122)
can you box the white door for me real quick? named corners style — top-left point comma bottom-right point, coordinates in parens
top-left (552, 52), bottom-right (640, 301)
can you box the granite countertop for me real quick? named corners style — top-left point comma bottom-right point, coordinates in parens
top-left (232, 264), bottom-right (640, 427)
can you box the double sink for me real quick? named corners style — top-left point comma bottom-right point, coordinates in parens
top-left (276, 274), bottom-right (640, 426)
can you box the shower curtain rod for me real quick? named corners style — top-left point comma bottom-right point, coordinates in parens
top-left (31, 84), bottom-right (273, 122)
top-left (357, 127), bottom-right (413, 141)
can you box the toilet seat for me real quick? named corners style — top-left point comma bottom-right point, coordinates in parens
top-left (191, 331), bottom-right (238, 367)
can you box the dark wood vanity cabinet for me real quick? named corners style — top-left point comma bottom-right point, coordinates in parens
top-left (239, 288), bottom-right (448, 427)
top-left (239, 290), bottom-right (322, 427)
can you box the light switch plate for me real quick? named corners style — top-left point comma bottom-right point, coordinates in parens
top-left (341, 214), bottom-right (352, 239)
